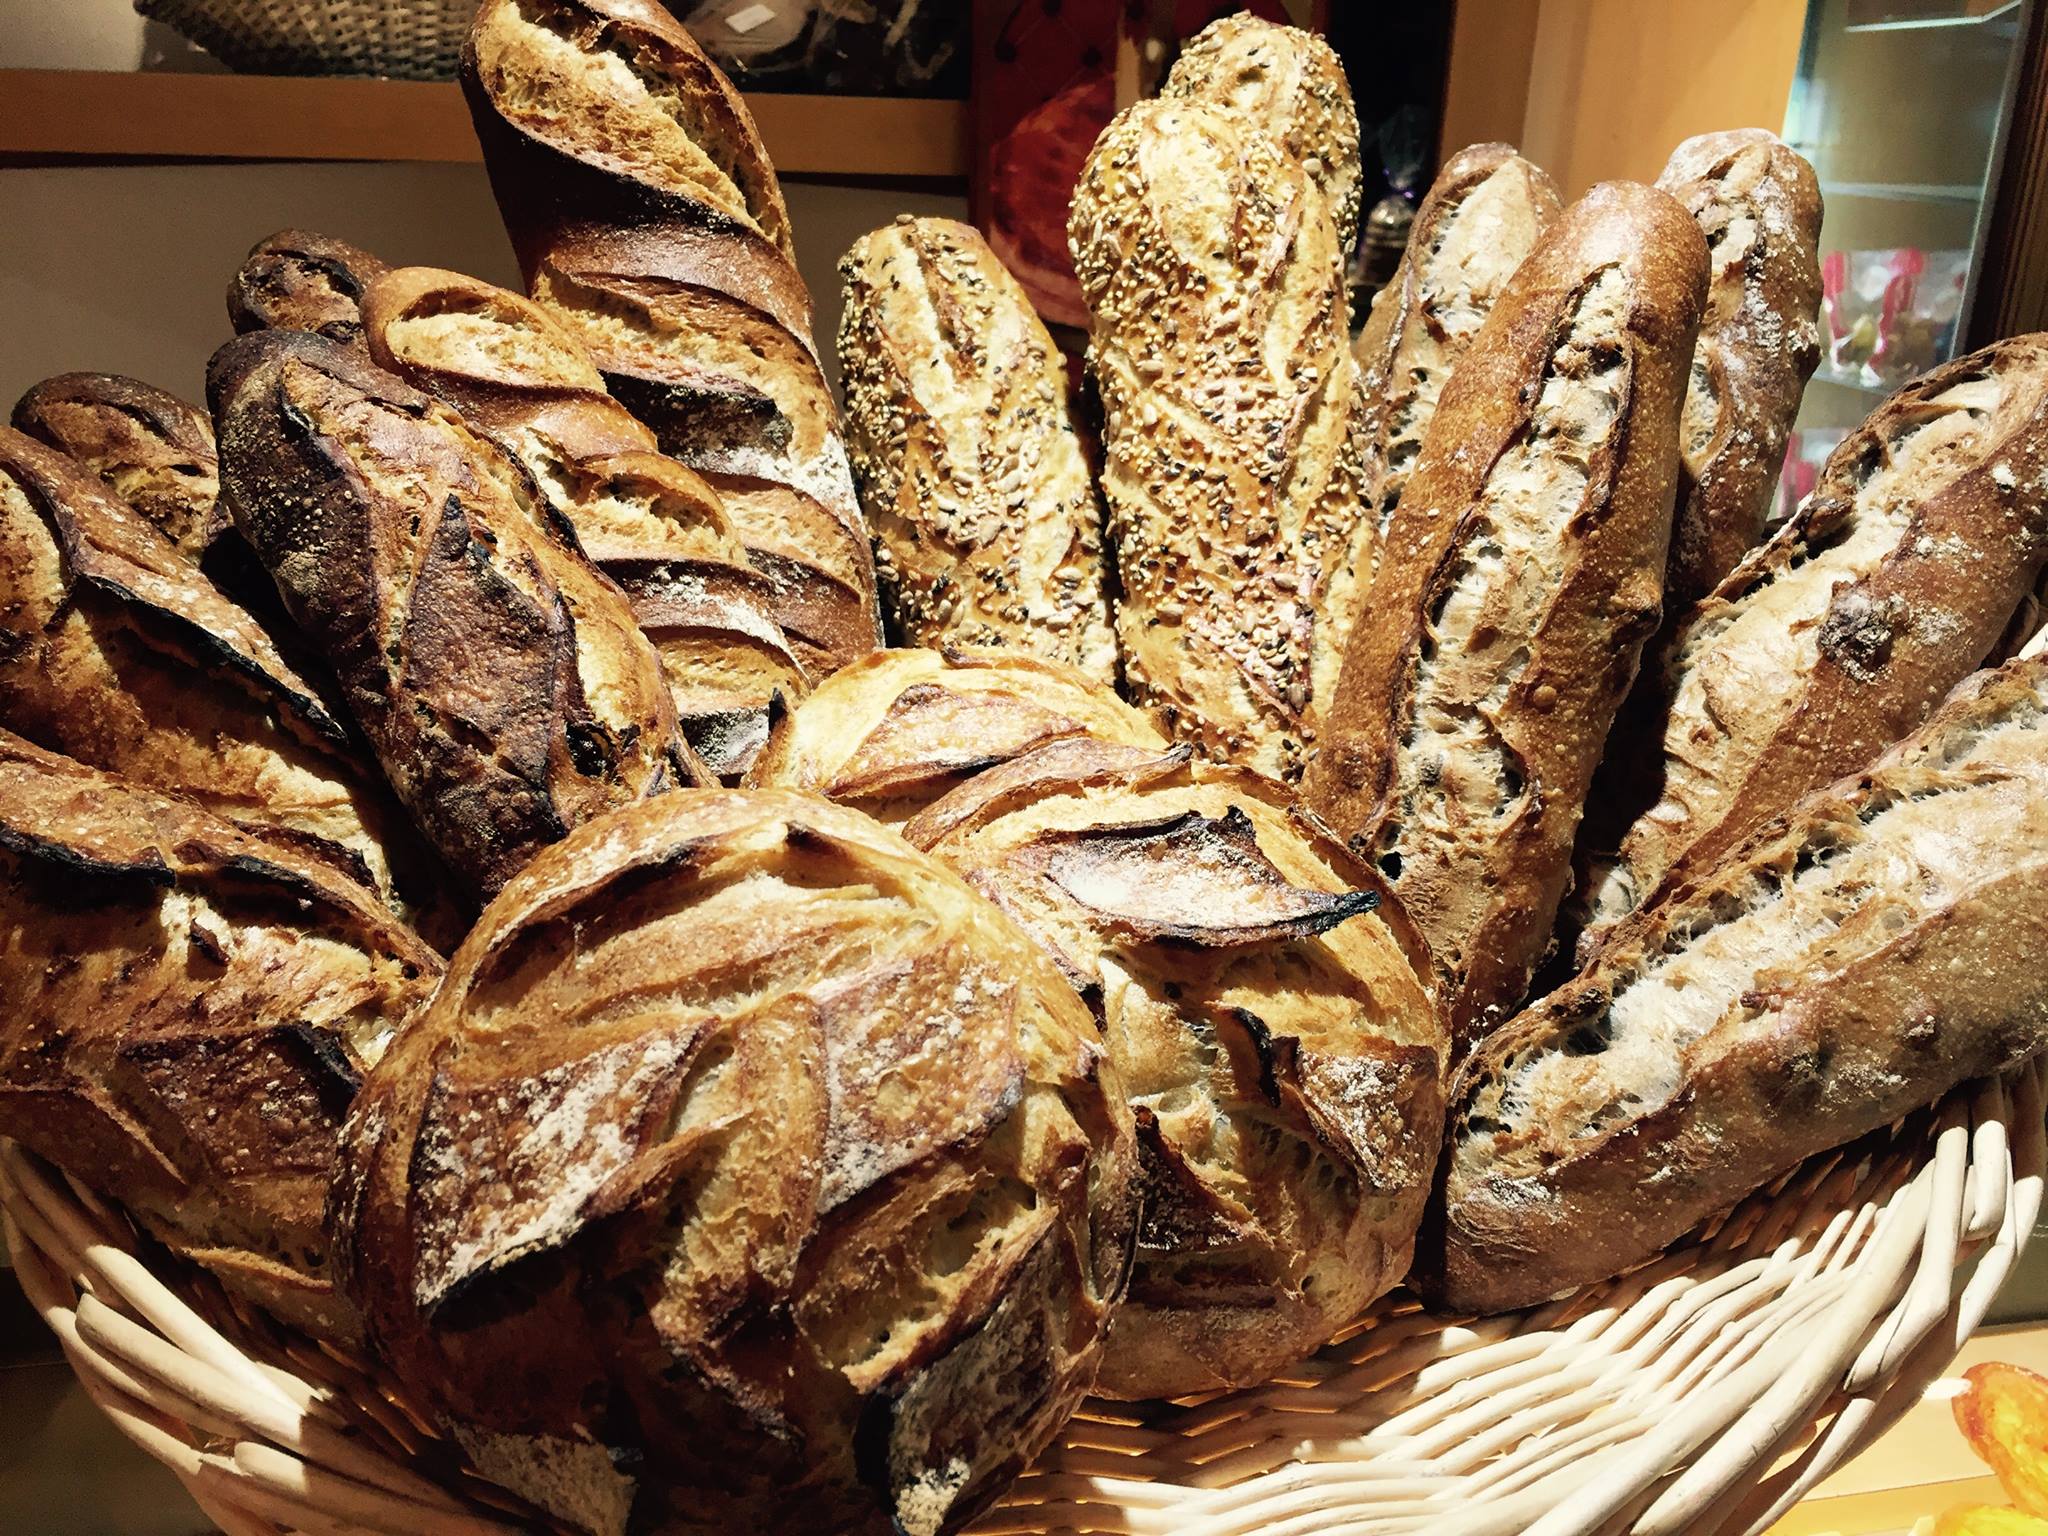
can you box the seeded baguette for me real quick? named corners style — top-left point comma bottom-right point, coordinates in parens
top-left (1316, 144), bottom-right (1563, 714)
top-left (837, 217), bottom-right (1117, 680)
top-left (1656, 129), bottom-right (1824, 606)
top-left (227, 227), bottom-right (390, 353)
top-left (361, 265), bottom-right (807, 777)
top-left (459, 0), bottom-right (882, 677)
top-left (1070, 98), bottom-right (1368, 780)
top-left (210, 329), bottom-right (700, 898)
top-left (1426, 649), bottom-right (2048, 1315)
top-left (1574, 335), bottom-right (2048, 961)
top-left (1305, 182), bottom-right (1708, 1049)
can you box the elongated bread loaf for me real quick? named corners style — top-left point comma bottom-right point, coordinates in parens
top-left (1426, 649), bottom-right (2048, 1315)
top-left (1575, 335), bottom-right (2048, 959)
top-left (333, 789), bottom-right (1136, 1536)
top-left (1161, 13), bottom-right (1362, 251)
top-left (0, 730), bottom-right (441, 1343)
top-left (1316, 143), bottom-right (1563, 713)
top-left (905, 740), bottom-right (1443, 1398)
top-left (838, 217), bottom-right (1118, 680)
top-left (746, 647), bottom-right (1168, 828)
top-left (0, 425), bottom-right (454, 935)
top-left (210, 329), bottom-right (699, 897)
top-left (1305, 182), bottom-right (1708, 1047)
top-left (460, 0), bottom-right (882, 677)
top-left (360, 265), bottom-right (806, 777)
top-left (1070, 98), bottom-right (1367, 780)
top-left (227, 227), bottom-right (390, 352)
top-left (1655, 129), bottom-right (1824, 605)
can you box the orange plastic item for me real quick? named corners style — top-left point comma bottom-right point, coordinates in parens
top-left (1955, 1363), bottom-right (2048, 1518)
top-left (1936, 1506), bottom-right (2048, 1536)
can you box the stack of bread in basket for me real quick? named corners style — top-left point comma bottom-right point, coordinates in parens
top-left (3, 3), bottom-right (2046, 1533)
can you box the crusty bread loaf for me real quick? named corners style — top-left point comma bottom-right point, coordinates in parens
top-left (1305, 182), bottom-right (1708, 1048)
top-left (12, 372), bottom-right (226, 560)
top-left (1426, 648), bottom-right (2048, 1315)
top-left (332, 789), bottom-right (1136, 1536)
top-left (1317, 144), bottom-right (1562, 714)
top-left (1160, 12), bottom-right (1363, 252)
top-left (460, 0), bottom-right (882, 678)
top-left (747, 647), bottom-right (1169, 828)
top-left (209, 329), bottom-right (699, 898)
top-left (0, 425), bottom-right (454, 936)
top-left (837, 217), bottom-right (1117, 680)
top-left (1574, 335), bottom-right (2048, 960)
top-left (360, 265), bottom-right (807, 777)
top-left (227, 227), bottom-right (390, 353)
top-left (1655, 129), bottom-right (1824, 606)
top-left (0, 730), bottom-right (441, 1343)
top-left (903, 740), bottom-right (1443, 1398)
top-left (1070, 98), bottom-right (1367, 780)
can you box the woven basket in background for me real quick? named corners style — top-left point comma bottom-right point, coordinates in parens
top-left (134, 0), bottom-right (480, 80)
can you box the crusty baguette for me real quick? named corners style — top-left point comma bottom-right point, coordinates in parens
top-left (0, 425), bottom-right (455, 936)
top-left (837, 217), bottom-right (1118, 680)
top-left (746, 646), bottom-right (1168, 828)
top-left (360, 265), bottom-right (806, 777)
top-left (332, 788), bottom-right (1135, 1536)
top-left (1655, 129), bottom-right (1824, 606)
top-left (1304, 182), bottom-right (1708, 1049)
top-left (227, 227), bottom-right (390, 353)
top-left (0, 730), bottom-right (442, 1343)
top-left (1316, 144), bottom-right (1563, 714)
top-left (904, 739), bottom-right (1443, 1398)
top-left (1160, 12), bottom-right (1363, 251)
top-left (1574, 335), bottom-right (2048, 960)
top-left (1070, 98), bottom-right (1367, 780)
top-left (209, 329), bottom-right (699, 897)
top-left (459, 0), bottom-right (882, 677)
top-left (1425, 648), bottom-right (2048, 1315)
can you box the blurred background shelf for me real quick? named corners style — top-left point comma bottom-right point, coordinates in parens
top-left (0, 67), bottom-right (970, 177)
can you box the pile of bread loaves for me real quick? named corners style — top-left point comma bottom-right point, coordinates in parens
top-left (2, 4), bottom-right (2046, 1534)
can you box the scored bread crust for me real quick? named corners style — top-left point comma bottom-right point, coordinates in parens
top-left (745, 646), bottom-right (1169, 829)
top-left (1160, 13), bottom-right (1363, 252)
top-left (1656, 129), bottom-right (1824, 606)
top-left (331, 788), bottom-right (1137, 1536)
top-left (1305, 181), bottom-right (1708, 1048)
top-left (459, 0), bottom-right (882, 678)
top-left (1425, 650), bottom-right (2048, 1315)
top-left (837, 216), bottom-right (1118, 681)
top-left (1316, 143), bottom-right (1563, 717)
top-left (360, 265), bottom-right (807, 778)
top-left (227, 227), bottom-right (392, 353)
top-left (1575, 334), bottom-right (2048, 960)
top-left (904, 740), bottom-right (1444, 1399)
top-left (209, 328), bottom-right (700, 898)
top-left (1070, 98), bottom-right (1367, 782)
top-left (0, 730), bottom-right (442, 1344)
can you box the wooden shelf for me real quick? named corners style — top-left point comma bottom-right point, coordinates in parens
top-left (0, 68), bottom-right (969, 178)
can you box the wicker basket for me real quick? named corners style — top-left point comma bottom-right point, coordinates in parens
top-left (134, 0), bottom-right (479, 80)
top-left (4, 1054), bottom-right (2041, 1536)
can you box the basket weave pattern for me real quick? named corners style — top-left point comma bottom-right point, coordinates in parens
top-left (5, 1056), bottom-right (2041, 1536)
top-left (135, 0), bottom-right (479, 80)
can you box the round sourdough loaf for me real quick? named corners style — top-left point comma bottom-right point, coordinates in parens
top-left (331, 788), bottom-right (1138, 1536)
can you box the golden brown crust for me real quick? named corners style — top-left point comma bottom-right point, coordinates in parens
top-left (1575, 335), bottom-right (2048, 960)
top-left (0, 730), bottom-right (441, 1344)
top-left (907, 744), bottom-right (1444, 1398)
top-left (332, 788), bottom-right (1136, 1536)
top-left (361, 265), bottom-right (807, 778)
top-left (227, 227), bottom-right (392, 353)
top-left (837, 217), bottom-right (1117, 680)
top-left (1070, 98), bottom-right (1366, 780)
top-left (1304, 181), bottom-right (1708, 1050)
top-left (209, 328), bottom-right (700, 898)
top-left (459, 0), bottom-right (882, 678)
top-left (1425, 652), bottom-right (2048, 1315)
top-left (1655, 130), bottom-right (1824, 606)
